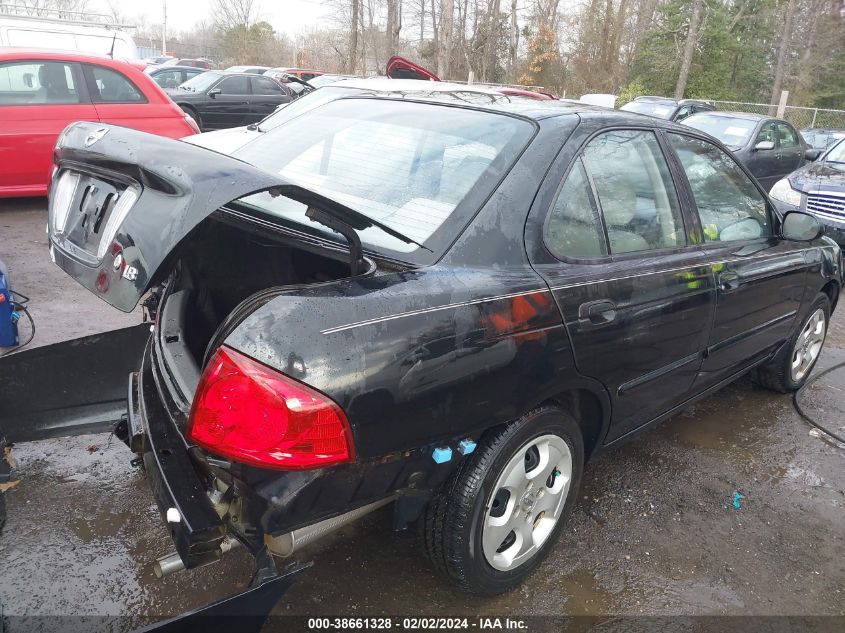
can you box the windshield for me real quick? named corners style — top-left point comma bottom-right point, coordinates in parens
top-left (178, 72), bottom-right (222, 92)
top-left (620, 101), bottom-right (676, 119)
top-left (683, 114), bottom-right (756, 148)
top-left (233, 98), bottom-right (534, 264)
top-left (308, 75), bottom-right (343, 88)
top-left (824, 138), bottom-right (845, 163)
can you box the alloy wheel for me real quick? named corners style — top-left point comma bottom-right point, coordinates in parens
top-left (790, 308), bottom-right (826, 382)
top-left (482, 434), bottom-right (572, 571)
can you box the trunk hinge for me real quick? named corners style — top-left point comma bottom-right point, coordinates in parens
top-left (305, 206), bottom-right (366, 276)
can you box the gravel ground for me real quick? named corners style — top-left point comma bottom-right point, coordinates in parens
top-left (0, 201), bottom-right (843, 627)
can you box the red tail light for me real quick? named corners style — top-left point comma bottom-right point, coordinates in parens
top-left (188, 346), bottom-right (354, 470)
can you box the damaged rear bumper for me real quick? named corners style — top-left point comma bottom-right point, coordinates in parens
top-left (128, 343), bottom-right (227, 570)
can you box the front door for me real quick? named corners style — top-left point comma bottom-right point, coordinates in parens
top-left (530, 128), bottom-right (716, 441)
top-left (665, 132), bottom-right (809, 391)
top-left (776, 122), bottom-right (804, 177)
top-left (746, 121), bottom-right (781, 191)
top-left (204, 75), bottom-right (251, 129)
top-left (0, 60), bottom-right (97, 196)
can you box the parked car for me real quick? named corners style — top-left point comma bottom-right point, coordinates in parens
top-left (620, 96), bottom-right (714, 121)
top-left (264, 67), bottom-right (324, 82)
top-left (46, 85), bottom-right (841, 600)
top-left (770, 137), bottom-right (845, 245)
top-left (146, 65), bottom-right (207, 89)
top-left (0, 7), bottom-right (138, 58)
top-left (166, 70), bottom-right (292, 131)
top-left (682, 111), bottom-right (808, 191)
top-left (304, 73), bottom-right (358, 88)
top-left (0, 48), bottom-right (198, 198)
top-left (143, 56), bottom-right (175, 66)
top-left (161, 58), bottom-right (215, 69)
top-left (800, 128), bottom-right (845, 151)
top-left (224, 65), bottom-right (271, 75)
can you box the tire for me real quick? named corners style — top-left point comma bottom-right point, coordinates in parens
top-left (421, 406), bottom-right (584, 594)
top-left (181, 106), bottom-right (201, 130)
top-left (752, 293), bottom-right (830, 393)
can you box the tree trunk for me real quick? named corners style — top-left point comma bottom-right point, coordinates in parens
top-left (482, 0), bottom-right (501, 82)
top-left (349, 0), bottom-right (360, 73)
top-left (770, 0), bottom-right (797, 107)
top-left (430, 0), bottom-right (438, 57)
top-left (386, 0), bottom-right (402, 57)
top-left (438, 0), bottom-right (453, 78)
top-left (674, 0), bottom-right (704, 99)
top-left (508, 0), bottom-right (518, 82)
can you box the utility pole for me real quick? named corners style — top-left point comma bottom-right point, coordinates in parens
top-left (162, 0), bottom-right (167, 56)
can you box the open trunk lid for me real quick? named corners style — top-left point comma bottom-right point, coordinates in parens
top-left (48, 122), bottom-right (413, 312)
top-left (385, 56), bottom-right (440, 81)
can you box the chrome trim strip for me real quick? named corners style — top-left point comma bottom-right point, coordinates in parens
top-left (707, 310), bottom-right (797, 355)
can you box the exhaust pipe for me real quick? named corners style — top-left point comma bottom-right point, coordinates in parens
top-left (265, 496), bottom-right (395, 557)
top-left (153, 535), bottom-right (241, 578)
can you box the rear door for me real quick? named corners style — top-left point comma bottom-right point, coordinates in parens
top-left (665, 132), bottom-right (809, 391)
top-left (0, 59), bottom-right (96, 196)
top-left (203, 74), bottom-right (251, 129)
top-left (529, 127), bottom-right (716, 441)
top-left (776, 121), bottom-right (804, 176)
top-left (248, 75), bottom-right (290, 121)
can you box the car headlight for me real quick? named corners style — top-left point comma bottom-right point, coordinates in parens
top-left (770, 178), bottom-right (802, 206)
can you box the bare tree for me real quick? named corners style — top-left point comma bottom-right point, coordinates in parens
top-left (349, 0), bottom-right (360, 72)
top-left (674, 0), bottom-right (704, 99)
top-left (212, 0), bottom-right (260, 30)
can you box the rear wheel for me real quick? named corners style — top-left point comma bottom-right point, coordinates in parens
top-left (421, 407), bottom-right (584, 594)
top-left (753, 293), bottom-right (830, 393)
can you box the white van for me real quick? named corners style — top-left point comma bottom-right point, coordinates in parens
top-left (0, 5), bottom-right (138, 59)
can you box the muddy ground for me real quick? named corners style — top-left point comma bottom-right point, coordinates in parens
top-left (0, 201), bottom-right (843, 626)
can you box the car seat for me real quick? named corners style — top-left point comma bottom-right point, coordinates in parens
top-left (596, 177), bottom-right (649, 253)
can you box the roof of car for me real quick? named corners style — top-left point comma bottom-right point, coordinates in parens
top-left (150, 65), bottom-right (206, 73)
top-left (0, 47), bottom-right (138, 65)
top-left (690, 110), bottom-right (771, 122)
top-left (317, 77), bottom-right (611, 120)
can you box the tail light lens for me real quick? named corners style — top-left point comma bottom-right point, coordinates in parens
top-left (188, 346), bottom-right (354, 470)
top-left (183, 114), bottom-right (201, 135)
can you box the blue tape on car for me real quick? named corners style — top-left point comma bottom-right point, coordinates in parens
top-left (432, 447), bottom-right (452, 464)
top-left (457, 439), bottom-right (476, 455)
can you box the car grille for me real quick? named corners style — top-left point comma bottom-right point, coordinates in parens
top-left (807, 192), bottom-right (845, 223)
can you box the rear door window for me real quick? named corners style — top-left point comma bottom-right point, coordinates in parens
top-left (545, 158), bottom-right (608, 258)
top-left (251, 76), bottom-right (283, 95)
top-left (0, 61), bottom-right (81, 105)
top-left (581, 129), bottom-right (686, 254)
top-left (668, 133), bottom-right (771, 242)
top-left (84, 65), bottom-right (145, 103)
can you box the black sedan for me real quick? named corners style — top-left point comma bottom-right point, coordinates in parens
top-left (43, 89), bottom-right (840, 605)
top-left (683, 111), bottom-right (808, 191)
top-left (770, 137), bottom-right (845, 245)
top-left (166, 71), bottom-right (292, 131)
top-left (145, 64), bottom-right (207, 89)
top-left (620, 96), bottom-right (714, 121)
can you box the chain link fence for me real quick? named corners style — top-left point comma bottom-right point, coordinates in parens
top-left (711, 100), bottom-right (845, 131)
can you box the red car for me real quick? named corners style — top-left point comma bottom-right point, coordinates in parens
top-left (0, 49), bottom-right (199, 198)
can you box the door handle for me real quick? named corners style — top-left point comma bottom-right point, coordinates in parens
top-left (718, 272), bottom-right (741, 292)
top-left (578, 300), bottom-right (617, 325)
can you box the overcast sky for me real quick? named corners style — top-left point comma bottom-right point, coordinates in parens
top-left (92, 0), bottom-right (332, 38)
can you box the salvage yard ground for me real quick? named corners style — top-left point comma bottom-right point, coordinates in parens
top-left (0, 199), bottom-right (843, 621)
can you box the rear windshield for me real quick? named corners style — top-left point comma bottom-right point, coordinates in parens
top-left (683, 114), bottom-right (756, 148)
top-left (620, 101), bottom-right (676, 119)
top-left (233, 98), bottom-right (534, 265)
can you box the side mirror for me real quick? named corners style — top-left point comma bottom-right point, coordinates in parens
top-left (208, 88), bottom-right (222, 98)
top-left (781, 211), bottom-right (823, 241)
top-left (754, 140), bottom-right (775, 151)
top-left (805, 148), bottom-right (822, 161)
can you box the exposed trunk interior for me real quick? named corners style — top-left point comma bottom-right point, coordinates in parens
top-left (156, 210), bottom-right (375, 405)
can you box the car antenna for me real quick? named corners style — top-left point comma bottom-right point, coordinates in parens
top-left (108, 33), bottom-right (117, 59)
